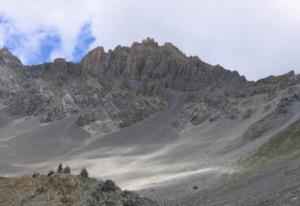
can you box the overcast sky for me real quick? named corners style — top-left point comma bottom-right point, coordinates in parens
top-left (0, 0), bottom-right (300, 80)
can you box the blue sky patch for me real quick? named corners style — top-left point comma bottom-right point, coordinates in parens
top-left (1, 13), bottom-right (94, 65)
top-left (72, 22), bottom-right (96, 62)
top-left (0, 16), bottom-right (6, 24)
top-left (0, 15), bottom-right (24, 55)
top-left (0, 15), bottom-right (62, 65)
top-left (30, 33), bottom-right (61, 65)
top-left (4, 33), bottom-right (24, 52)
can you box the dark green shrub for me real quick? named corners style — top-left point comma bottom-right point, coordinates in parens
top-left (47, 170), bottom-right (55, 177)
top-left (80, 168), bottom-right (89, 178)
top-left (63, 166), bottom-right (71, 174)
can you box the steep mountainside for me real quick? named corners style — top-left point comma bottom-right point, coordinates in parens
top-left (0, 38), bottom-right (251, 134)
top-left (0, 39), bottom-right (300, 205)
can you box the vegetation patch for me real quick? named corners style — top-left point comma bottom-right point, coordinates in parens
top-left (244, 126), bottom-right (270, 140)
top-left (242, 119), bottom-right (300, 170)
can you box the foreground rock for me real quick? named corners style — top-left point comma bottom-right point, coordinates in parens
top-left (0, 173), bottom-right (158, 206)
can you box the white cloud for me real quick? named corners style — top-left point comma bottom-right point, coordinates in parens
top-left (0, 0), bottom-right (300, 79)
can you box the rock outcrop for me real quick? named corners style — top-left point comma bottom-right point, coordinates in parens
top-left (0, 173), bottom-right (158, 206)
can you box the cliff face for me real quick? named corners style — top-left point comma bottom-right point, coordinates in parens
top-left (0, 48), bottom-right (28, 99)
top-left (0, 38), bottom-right (299, 134)
top-left (0, 39), bottom-right (246, 132)
top-left (80, 38), bottom-right (246, 91)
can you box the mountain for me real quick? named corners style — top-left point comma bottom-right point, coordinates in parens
top-left (0, 39), bottom-right (300, 205)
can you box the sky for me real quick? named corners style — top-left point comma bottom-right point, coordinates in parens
top-left (0, 0), bottom-right (300, 80)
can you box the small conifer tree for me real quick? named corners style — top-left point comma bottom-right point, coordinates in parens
top-left (80, 168), bottom-right (89, 178)
top-left (57, 163), bottom-right (63, 173)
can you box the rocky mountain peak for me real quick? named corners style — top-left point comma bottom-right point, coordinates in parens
top-left (132, 37), bottom-right (160, 49)
top-left (1, 40), bottom-right (297, 126)
top-left (256, 70), bottom-right (300, 87)
top-left (162, 42), bottom-right (184, 55)
top-left (77, 38), bottom-right (247, 92)
top-left (81, 46), bottom-right (106, 71)
top-left (0, 47), bottom-right (23, 68)
top-left (50, 58), bottom-right (69, 71)
top-left (53, 57), bottom-right (67, 64)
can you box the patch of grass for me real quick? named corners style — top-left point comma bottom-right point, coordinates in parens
top-left (0, 176), bottom-right (6, 181)
top-left (242, 119), bottom-right (300, 170)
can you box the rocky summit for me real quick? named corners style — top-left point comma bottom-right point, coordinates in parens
top-left (0, 39), bottom-right (300, 206)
